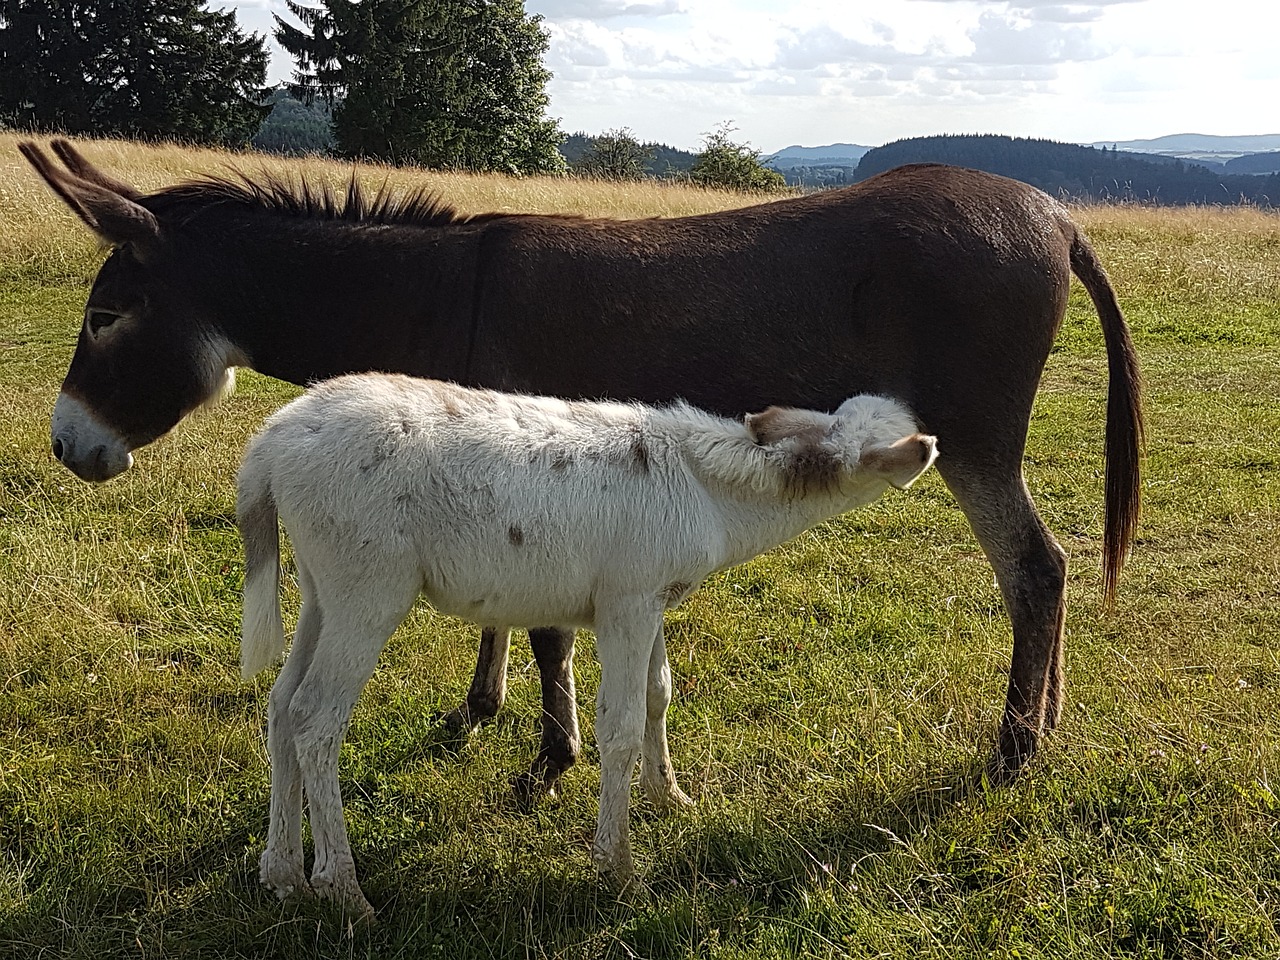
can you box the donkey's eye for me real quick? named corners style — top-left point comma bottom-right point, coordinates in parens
top-left (87, 310), bottom-right (122, 335)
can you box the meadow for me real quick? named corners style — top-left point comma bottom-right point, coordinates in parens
top-left (2, 133), bottom-right (1279, 959)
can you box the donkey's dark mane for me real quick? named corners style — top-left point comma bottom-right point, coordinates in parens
top-left (142, 172), bottom-right (486, 229)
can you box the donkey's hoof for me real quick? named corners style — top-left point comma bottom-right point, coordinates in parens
top-left (438, 705), bottom-right (478, 737)
top-left (989, 726), bottom-right (1039, 784)
top-left (511, 770), bottom-right (561, 809)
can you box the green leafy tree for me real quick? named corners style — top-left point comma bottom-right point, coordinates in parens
top-left (275, 0), bottom-right (564, 174)
top-left (690, 122), bottom-right (787, 193)
top-left (571, 128), bottom-right (653, 180)
top-left (0, 0), bottom-right (269, 144)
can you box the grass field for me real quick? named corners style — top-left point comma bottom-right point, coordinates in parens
top-left (2, 134), bottom-right (1280, 959)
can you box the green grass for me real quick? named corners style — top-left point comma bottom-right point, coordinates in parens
top-left (3, 199), bottom-right (1280, 959)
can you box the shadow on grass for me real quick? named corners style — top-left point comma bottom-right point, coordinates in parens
top-left (0, 749), bottom-right (1010, 960)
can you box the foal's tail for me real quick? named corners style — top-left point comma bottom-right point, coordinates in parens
top-left (1069, 228), bottom-right (1145, 605)
top-left (237, 457), bottom-right (286, 678)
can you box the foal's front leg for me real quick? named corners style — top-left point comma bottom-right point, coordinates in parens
top-left (640, 625), bottom-right (692, 811)
top-left (591, 603), bottom-right (661, 884)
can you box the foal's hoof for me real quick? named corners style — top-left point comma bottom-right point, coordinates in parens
top-left (311, 874), bottom-right (376, 923)
top-left (645, 784), bottom-right (694, 814)
top-left (260, 852), bottom-right (309, 901)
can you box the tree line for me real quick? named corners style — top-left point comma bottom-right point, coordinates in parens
top-left (1, 0), bottom-right (784, 190)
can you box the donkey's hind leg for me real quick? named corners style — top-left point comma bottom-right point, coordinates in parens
top-left (288, 564), bottom-right (421, 920)
top-left (260, 560), bottom-right (321, 900)
top-left (441, 626), bottom-right (512, 734)
top-left (939, 458), bottom-right (1067, 781)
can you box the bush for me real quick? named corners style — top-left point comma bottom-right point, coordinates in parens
top-left (691, 122), bottom-right (787, 193)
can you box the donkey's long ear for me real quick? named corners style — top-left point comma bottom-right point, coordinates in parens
top-left (49, 139), bottom-right (144, 201)
top-left (860, 434), bottom-right (939, 490)
top-left (19, 141), bottom-right (158, 248)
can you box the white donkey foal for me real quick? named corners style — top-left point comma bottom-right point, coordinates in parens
top-left (238, 373), bottom-right (938, 917)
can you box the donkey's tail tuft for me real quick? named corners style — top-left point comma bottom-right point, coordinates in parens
top-left (1070, 228), bottom-right (1145, 606)
top-left (237, 456), bottom-right (285, 678)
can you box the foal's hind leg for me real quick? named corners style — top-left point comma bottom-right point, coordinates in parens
top-left (513, 627), bottom-right (581, 805)
top-left (289, 566), bottom-right (421, 919)
top-left (441, 626), bottom-right (512, 734)
top-left (939, 459), bottom-right (1067, 781)
top-left (260, 561), bottom-right (321, 900)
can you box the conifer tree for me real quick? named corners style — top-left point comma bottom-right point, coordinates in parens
top-left (0, 0), bottom-right (269, 144)
top-left (276, 0), bottom-right (564, 174)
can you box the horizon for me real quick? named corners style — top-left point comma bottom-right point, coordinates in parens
top-left (227, 0), bottom-right (1280, 155)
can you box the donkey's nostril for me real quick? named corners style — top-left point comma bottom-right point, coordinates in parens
top-left (52, 438), bottom-right (64, 461)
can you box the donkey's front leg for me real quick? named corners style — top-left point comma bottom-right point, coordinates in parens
top-left (441, 626), bottom-right (512, 734)
top-left (514, 627), bottom-right (581, 804)
top-left (591, 603), bottom-right (659, 885)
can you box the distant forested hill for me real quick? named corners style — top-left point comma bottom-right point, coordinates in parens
top-left (855, 135), bottom-right (1280, 206)
top-left (1225, 151), bottom-right (1280, 175)
top-left (559, 132), bottom-right (697, 178)
top-left (252, 90), bottom-right (335, 155)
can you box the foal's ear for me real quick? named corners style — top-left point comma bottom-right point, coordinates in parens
top-left (19, 141), bottom-right (159, 249)
top-left (744, 406), bottom-right (831, 446)
top-left (859, 433), bottom-right (939, 489)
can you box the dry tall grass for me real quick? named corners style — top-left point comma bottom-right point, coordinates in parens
top-left (0, 133), bottom-right (766, 283)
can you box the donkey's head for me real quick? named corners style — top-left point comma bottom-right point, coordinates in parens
top-left (21, 140), bottom-right (239, 481)
top-left (745, 394), bottom-right (938, 497)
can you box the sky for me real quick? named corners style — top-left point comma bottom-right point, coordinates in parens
top-left (224, 0), bottom-right (1280, 154)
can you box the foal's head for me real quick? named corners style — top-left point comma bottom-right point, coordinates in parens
top-left (22, 140), bottom-right (241, 481)
top-left (745, 394), bottom-right (938, 497)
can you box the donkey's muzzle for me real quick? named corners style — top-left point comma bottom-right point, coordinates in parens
top-left (50, 392), bottom-right (135, 483)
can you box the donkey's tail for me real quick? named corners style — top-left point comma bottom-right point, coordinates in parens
top-left (237, 456), bottom-right (285, 678)
top-left (1070, 228), bottom-right (1145, 605)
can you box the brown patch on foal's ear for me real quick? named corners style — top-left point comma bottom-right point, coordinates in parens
top-left (860, 434), bottom-right (939, 490)
top-left (19, 141), bottom-right (159, 249)
top-left (745, 406), bottom-right (827, 446)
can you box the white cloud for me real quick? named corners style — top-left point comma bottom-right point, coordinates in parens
top-left (225, 0), bottom-right (1280, 153)
top-left (532, 0), bottom-right (686, 19)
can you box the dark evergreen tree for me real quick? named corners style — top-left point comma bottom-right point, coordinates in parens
top-left (275, 0), bottom-right (564, 174)
top-left (0, 0), bottom-right (269, 144)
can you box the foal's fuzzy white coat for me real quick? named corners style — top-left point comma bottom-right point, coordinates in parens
top-left (239, 373), bottom-right (937, 916)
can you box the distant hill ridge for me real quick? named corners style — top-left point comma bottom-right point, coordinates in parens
top-left (767, 143), bottom-right (872, 164)
top-left (852, 134), bottom-right (1279, 207)
top-left (1088, 133), bottom-right (1280, 155)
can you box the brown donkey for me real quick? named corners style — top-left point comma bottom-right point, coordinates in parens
top-left (21, 139), bottom-right (1142, 790)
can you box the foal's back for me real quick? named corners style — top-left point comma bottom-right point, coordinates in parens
top-left (252, 375), bottom-right (719, 626)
